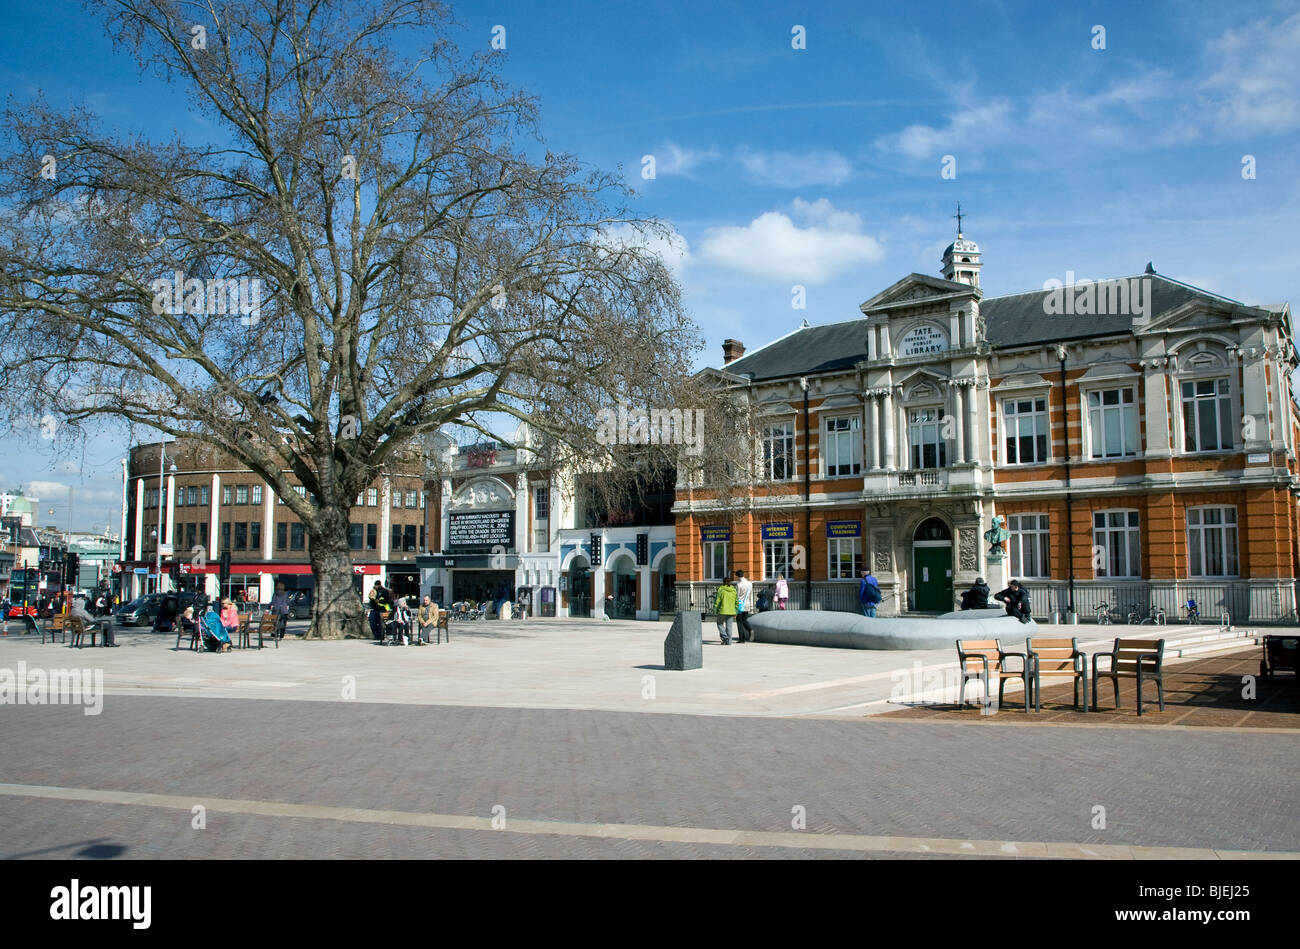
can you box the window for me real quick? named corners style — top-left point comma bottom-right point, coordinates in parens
top-left (294, 485), bottom-right (308, 502)
top-left (277, 523), bottom-right (287, 549)
top-left (222, 485), bottom-right (232, 505)
top-left (419, 491), bottom-right (426, 509)
top-left (908, 407), bottom-right (947, 469)
top-left (828, 538), bottom-right (861, 579)
top-left (221, 522), bottom-right (230, 550)
top-left (348, 523), bottom-right (363, 550)
top-left (252, 485), bottom-right (263, 505)
top-left (1181, 379), bottom-right (1233, 452)
top-left (367, 524), bottom-right (377, 550)
top-left (367, 488), bottom-right (378, 507)
top-left (419, 526), bottom-right (426, 550)
top-left (703, 540), bottom-right (729, 581)
top-left (250, 522), bottom-right (261, 551)
top-left (290, 523), bottom-right (305, 550)
top-left (1007, 514), bottom-right (1050, 578)
top-left (356, 493), bottom-right (364, 507)
top-left (406, 489), bottom-right (418, 508)
top-left (535, 486), bottom-right (550, 519)
top-left (761, 422), bottom-right (795, 480)
top-left (1093, 510), bottom-right (1141, 578)
top-left (824, 416), bottom-right (861, 476)
top-left (188, 486), bottom-right (199, 506)
top-left (1003, 398), bottom-right (1049, 464)
top-left (200, 523), bottom-right (208, 547)
top-left (200, 486), bottom-right (209, 506)
top-left (391, 525), bottom-right (402, 550)
top-left (234, 522), bottom-right (248, 550)
top-left (1087, 388), bottom-right (1139, 458)
top-left (1187, 507), bottom-right (1238, 577)
top-left (404, 525), bottom-right (417, 552)
top-left (175, 489), bottom-right (185, 508)
top-left (393, 491), bottom-right (404, 509)
top-left (764, 540), bottom-right (791, 581)
top-left (185, 523), bottom-right (196, 552)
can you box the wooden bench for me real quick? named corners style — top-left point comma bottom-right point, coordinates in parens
top-left (25, 614), bottom-right (64, 645)
top-left (956, 639), bottom-right (1031, 712)
top-left (67, 616), bottom-right (99, 649)
top-left (1092, 638), bottom-right (1165, 715)
top-left (435, 611), bottom-right (450, 644)
top-left (257, 614), bottom-right (279, 649)
top-left (177, 619), bottom-right (202, 651)
top-left (1026, 637), bottom-right (1088, 712)
top-left (236, 613), bottom-right (253, 650)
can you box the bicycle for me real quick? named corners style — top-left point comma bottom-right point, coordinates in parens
top-left (1127, 605), bottom-right (1166, 625)
top-left (1094, 602), bottom-right (1115, 625)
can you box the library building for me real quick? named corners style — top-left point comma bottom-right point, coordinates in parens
top-left (674, 228), bottom-right (1299, 623)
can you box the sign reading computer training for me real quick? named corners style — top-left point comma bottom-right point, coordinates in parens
top-left (826, 520), bottom-right (861, 537)
top-left (447, 511), bottom-right (514, 548)
top-left (898, 324), bottom-right (949, 357)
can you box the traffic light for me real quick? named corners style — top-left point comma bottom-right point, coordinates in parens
top-left (219, 550), bottom-right (231, 584)
top-left (64, 553), bottom-right (79, 588)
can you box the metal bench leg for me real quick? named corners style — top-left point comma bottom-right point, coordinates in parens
top-left (1156, 676), bottom-right (1164, 711)
top-left (1112, 675), bottom-right (1120, 709)
top-left (1136, 669), bottom-right (1144, 716)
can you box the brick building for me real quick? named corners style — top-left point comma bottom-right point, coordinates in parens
top-left (122, 439), bottom-right (430, 603)
top-left (675, 229), bottom-right (1300, 623)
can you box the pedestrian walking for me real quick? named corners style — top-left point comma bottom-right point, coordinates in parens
top-left (269, 581), bottom-right (291, 639)
top-left (734, 570), bottom-right (754, 643)
top-left (712, 574), bottom-right (739, 645)
top-left (858, 570), bottom-right (882, 617)
top-left (774, 574), bottom-right (789, 610)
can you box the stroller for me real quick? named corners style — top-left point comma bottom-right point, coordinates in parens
top-left (200, 610), bottom-right (233, 652)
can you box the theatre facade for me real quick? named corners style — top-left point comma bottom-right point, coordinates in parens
top-left (675, 231), bottom-right (1300, 623)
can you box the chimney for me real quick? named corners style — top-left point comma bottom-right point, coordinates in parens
top-left (722, 338), bottom-right (745, 365)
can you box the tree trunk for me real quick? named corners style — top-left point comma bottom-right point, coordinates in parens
top-left (306, 509), bottom-right (367, 640)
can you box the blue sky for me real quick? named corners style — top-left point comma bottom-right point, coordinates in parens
top-left (3, 0), bottom-right (1298, 530)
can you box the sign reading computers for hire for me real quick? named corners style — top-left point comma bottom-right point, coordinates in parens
top-left (448, 511), bottom-right (515, 548)
top-left (898, 324), bottom-right (948, 357)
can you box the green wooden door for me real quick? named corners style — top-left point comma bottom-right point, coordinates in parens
top-left (913, 546), bottom-right (953, 612)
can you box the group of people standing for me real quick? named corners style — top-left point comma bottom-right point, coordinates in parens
top-left (710, 570), bottom-right (788, 645)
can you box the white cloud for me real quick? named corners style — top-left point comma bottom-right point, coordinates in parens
top-left (1200, 11), bottom-right (1300, 133)
top-left (735, 148), bottom-right (852, 186)
top-left (699, 198), bottom-right (884, 282)
top-left (651, 142), bottom-right (719, 177)
top-left (875, 101), bottom-right (1014, 160)
top-left (598, 222), bottom-right (691, 276)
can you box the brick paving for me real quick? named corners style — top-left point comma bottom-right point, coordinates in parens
top-left (1, 695), bottom-right (1296, 858)
top-left (884, 649), bottom-right (1300, 727)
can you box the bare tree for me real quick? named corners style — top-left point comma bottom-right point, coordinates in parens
top-left (0, 0), bottom-right (705, 637)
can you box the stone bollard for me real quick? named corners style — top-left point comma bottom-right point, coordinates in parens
top-left (663, 612), bottom-right (702, 670)
top-left (500, 602), bottom-right (512, 620)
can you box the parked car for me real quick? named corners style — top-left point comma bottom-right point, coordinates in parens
top-left (115, 592), bottom-right (198, 626)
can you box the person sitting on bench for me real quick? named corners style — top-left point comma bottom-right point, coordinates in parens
top-left (993, 579), bottom-right (1032, 624)
top-left (71, 595), bottom-right (116, 646)
top-left (960, 578), bottom-right (991, 611)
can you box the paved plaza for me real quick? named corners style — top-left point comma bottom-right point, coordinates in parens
top-left (1, 616), bottom-right (1297, 859)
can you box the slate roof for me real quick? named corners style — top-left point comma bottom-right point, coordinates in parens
top-left (720, 274), bottom-right (1269, 382)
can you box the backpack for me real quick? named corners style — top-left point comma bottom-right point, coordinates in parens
top-left (864, 582), bottom-right (882, 605)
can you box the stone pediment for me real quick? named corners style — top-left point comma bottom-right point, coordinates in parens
top-left (449, 477), bottom-right (514, 511)
top-left (860, 273), bottom-right (979, 315)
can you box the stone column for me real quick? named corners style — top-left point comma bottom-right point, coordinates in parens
top-left (967, 379), bottom-right (979, 465)
top-left (882, 387), bottom-right (896, 471)
top-left (209, 474), bottom-right (221, 599)
top-left (868, 393), bottom-right (881, 470)
top-left (164, 471), bottom-right (177, 547)
top-left (133, 478), bottom-right (145, 562)
top-left (263, 486), bottom-right (275, 560)
top-left (952, 384), bottom-right (966, 465)
top-left (380, 477), bottom-right (392, 562)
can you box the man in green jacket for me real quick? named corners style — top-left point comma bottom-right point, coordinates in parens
top-left (713, 574), bottom-right (739, 646)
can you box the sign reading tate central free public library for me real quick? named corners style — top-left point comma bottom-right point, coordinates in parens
top-left (898, 324), bottom-right (948, 357)
top-left (447, 511), bottom-right (515, 548)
